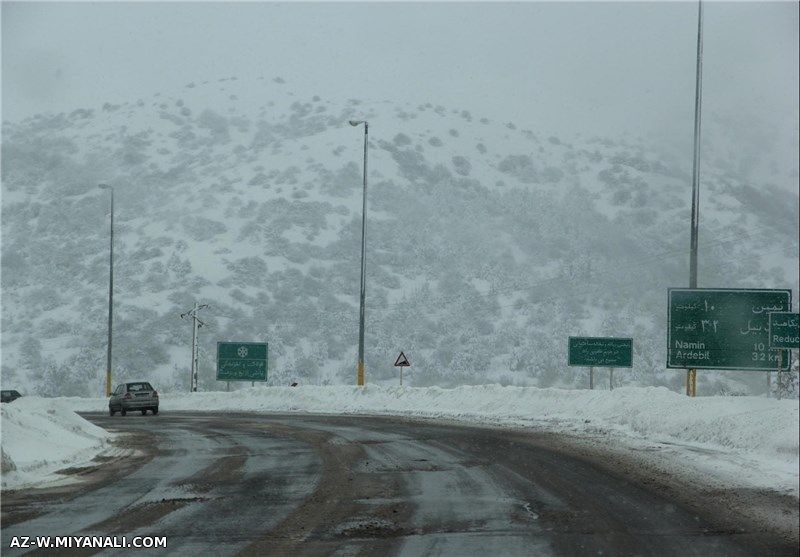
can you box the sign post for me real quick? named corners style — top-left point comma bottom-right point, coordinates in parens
top-left (394, 352), bottom-right (410, 386)
top-left (767, 370), bottom-right (771, 399)
top-left (668, 290), bottom-right (791, 383)
top-left (768, 311), bottom-right (799, 401)
top-left (217, 342), bottom-right (268, 383)
top-left (569, 337), bottom-right (632, 390)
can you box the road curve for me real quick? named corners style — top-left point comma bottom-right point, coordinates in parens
top-left (1, 412), bottom-right (792, 556)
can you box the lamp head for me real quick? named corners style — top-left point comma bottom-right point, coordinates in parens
top-left (349, 120), bottom-right (365, 127)
top-left (98, 183), bottom-right (112, 190)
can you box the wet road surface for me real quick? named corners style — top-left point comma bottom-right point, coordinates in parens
top-left (1, 412), bottom-right (792, 556)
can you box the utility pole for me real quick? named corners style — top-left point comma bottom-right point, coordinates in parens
top-left (181, 303), bottom-right (208, 392)
top-left (687, 0), bottom-right (704, 398)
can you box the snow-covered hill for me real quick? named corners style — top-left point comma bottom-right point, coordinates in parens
top-left (1, 76), bottom-right (798, 396)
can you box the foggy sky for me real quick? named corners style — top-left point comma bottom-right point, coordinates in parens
top-left (2, 1), bottom-right (799, 145)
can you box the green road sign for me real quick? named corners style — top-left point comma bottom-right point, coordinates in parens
top-left (217, 342), bottom-right (268, 381)
top-left (667, 288), bottom-right (790, 371)
top-left (768, 312), bottom-right (799, 349)
top-left (568, 337), bottom-right (633, 368)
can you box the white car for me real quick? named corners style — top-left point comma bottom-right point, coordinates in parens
top-left (109, 382), bottom-right (159, 416)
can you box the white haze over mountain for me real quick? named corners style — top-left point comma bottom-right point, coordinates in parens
top-left (1, 1), bottom-right (798, 397)
top-left (3, 2), bottom-right (798, 147)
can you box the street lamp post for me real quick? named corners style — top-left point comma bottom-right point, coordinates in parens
top-left (98, 184), bottom-right (114, 397)
top-left (350, 120), bottom-right (369, 387)
top-left (687, 0), bottom-right (704, 397)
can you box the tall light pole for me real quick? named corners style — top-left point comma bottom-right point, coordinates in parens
top-left (350, 119), bottom-right (369, 387)
top-left (98, 184), bottom-right (114, 397)
top-left (687, 0), bottom-right (704, 397)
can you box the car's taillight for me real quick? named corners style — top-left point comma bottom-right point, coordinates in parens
top-left (152, 390), bottom-right (158, 398)
top-left (124, 392), bottom-right (132, 400)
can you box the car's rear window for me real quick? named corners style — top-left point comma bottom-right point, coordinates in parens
top-left (127, 383), bottom-right (152, 392)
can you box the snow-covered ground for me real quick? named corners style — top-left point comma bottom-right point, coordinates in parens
top-left (0, 397), bottom-right (118, 490)
top-left (3, 385), bottom-right (798, 500)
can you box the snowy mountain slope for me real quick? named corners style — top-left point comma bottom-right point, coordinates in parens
top-left (1, 75), bottom-right (797, 396)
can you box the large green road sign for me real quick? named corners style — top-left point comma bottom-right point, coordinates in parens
top-left (667, 288), bottom-right (790, 371)
top-left (217, 342), bottom-right (268, 381)
top-left (768, 312), bottom-right (799, 349)
top-left (568, 337), bottom-right (633, 368)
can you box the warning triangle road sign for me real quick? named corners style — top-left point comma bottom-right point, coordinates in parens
top-left (394, 352), bottom-right (410, 367)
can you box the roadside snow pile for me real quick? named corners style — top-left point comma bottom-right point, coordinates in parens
top-left (173, 384), bottom-right (799, 495)
top-left (1, 397), bottom-right (114, 489)
top-left (62, 385), bottom-right (798, 495)
top-left (66, 384), bottom-right (799, 463)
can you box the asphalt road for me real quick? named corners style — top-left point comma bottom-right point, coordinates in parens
top-left (1, 412), bottom-right (793, 556)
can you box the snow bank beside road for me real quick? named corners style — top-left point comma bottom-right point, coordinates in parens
top-left (175, 384), bottom-right (799, 498)
top-left (168, 385), bottom-right (798, 460)
top-left (1, 397), bottom-right (114, 489)
top-left (68, 384), bottom-right (798, 461)
top-left (56, 384), bottom-right (799, 496)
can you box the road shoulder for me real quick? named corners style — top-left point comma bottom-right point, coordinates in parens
top-left (0, 430), bottom-right (155, 527)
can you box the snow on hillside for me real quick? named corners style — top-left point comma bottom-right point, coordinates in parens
top-left (0, 397), bottom-right (118, 490)
top-left (2, 76), bottom-right (798, 398)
